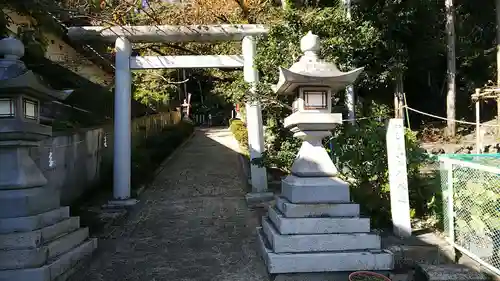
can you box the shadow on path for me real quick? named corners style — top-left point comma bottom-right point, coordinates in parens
top-left (73, 128), bottom-right (268, 281)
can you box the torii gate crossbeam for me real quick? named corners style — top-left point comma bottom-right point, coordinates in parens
top-left (67, 24), bottom-right (270, 205)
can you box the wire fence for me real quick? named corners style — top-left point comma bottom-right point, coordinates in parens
top-left (438, 154), bottom-right (500, 276)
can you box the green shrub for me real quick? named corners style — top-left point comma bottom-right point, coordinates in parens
top-left (330, 105), bottom-right (436, 228)
top-left (253, 103), bottom-right (439, 228)
top-left (230, 119), bottom-right (249, 157)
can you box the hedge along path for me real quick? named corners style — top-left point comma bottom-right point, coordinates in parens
top-left (73, 128), bottom-right (268, 281)
top-left (230, 119), bottom-right (250, 158)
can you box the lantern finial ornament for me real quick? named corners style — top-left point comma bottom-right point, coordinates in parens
top-left (0, 37), bottom-right (25, 60)
top-left (300, 31), bottom-right (320, 57)
top-left (274, 31), bottom-right (364, 95)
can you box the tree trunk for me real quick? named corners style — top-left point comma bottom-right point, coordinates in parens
top-left (445, 0), bottom-right (457, 137)
top-left (342, 0), bottom-right (352, 20)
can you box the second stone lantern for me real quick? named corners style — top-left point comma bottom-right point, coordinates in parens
top-left (257, 31), bottom-right (394, 273)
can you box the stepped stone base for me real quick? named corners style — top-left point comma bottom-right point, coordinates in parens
top-left (0, 207), bottom-right (70, 234)
top-left (275, 196), bottom-right (360, 218)
top-left (0, 238), bottom-right (97, 281)
top-left (0, 217), bottom-right (80, 250)
top-left (262, 218), bottom-right (380, 253)
top-left (257, 228), bottom-right (393, 274)
top-left (257, 172), bottom-right (394, 274)
top-left (0, 227), bottom-right (93, 270)
top-left (268, 207), bottom-right (370, 234)
top-left (0, 206), bottom-right (97, 281)
top-left (0, 187), bottom-right (60, 218)
top-left (281, 176), bottom-right (350, 203)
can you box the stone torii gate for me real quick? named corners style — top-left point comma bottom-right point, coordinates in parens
top-left (67, 24), bottom-right (269, 205)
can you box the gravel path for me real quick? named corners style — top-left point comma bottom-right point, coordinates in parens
top-left (73, 128), bottom-right (268, 281)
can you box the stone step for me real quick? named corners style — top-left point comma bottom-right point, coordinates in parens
top-left (0, 238), bottom-right (98, 281)
top-left (257, 228), bottom-right (394, 274)
top-left (0, 217), bottom-right (80, 250)
top-left (52, 254), bottom-right (92, 281)
top-left (275, 196), bottom-right (360, 218)
top-left (0, 207), bottom-right (70, 234)
top-left (0, 227), bottom-right (89, 270)
top-left (268, 207), bottom-right (370, 234)
top-left (0, 247), bottom-right (47, 270)
top-left (0, 187), bottom-right (60, 218)
top-left (415, 264), bottom-right (488, 281)
top-left (281, 176), bottom-right (350, 204)
top-left (262, 218), bottom-right (381, 253)
top-left (42, 217), bottom-right (81, 244)
top-left (46, 228), bottom-right (89, 260)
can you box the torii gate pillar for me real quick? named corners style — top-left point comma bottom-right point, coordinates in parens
top-left (110, 37), bottom-right (136, 205)
top-left (242, 36), bottom-right (269, 195)
top-left (106, 33), bottom-right (269, 205)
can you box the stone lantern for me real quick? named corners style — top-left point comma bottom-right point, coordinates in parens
top-left (257, 32), bottom-right (394, 274)
top-left (0, 37), bottom-right (97, 281)
top-left (181, 93), bottom-right (193, 122)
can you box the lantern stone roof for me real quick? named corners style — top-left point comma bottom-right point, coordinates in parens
top-left (274, 31), bottom-right (364, 94)
top-left (0, 37), bottom-right (71, 101)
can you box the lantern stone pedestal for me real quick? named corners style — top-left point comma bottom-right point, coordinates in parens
top-left (0, 37), bottom-right (97, 281)
top-left (257, 136), bottom-right (394, 273)
top-left (256, 32), bottom-right (393, 274)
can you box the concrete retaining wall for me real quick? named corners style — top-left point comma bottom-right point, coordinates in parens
top-left (29, 111), bottom-right (181, 205)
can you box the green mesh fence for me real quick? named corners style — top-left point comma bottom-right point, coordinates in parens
top-left (439, 154), bottom-right (500, 274)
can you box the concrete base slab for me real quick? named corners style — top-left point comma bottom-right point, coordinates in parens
top-left (388, 245), bottom-right (442, 269)
top-left (275, 196), bottom-right (359, 218)
top-left (0, 187), bottom-right (60, 218)
top-left (0, 217), bottom-right (79, 250)
top-left (104, 198), bottom-right (139, 208)
top-left (0, 238), bottom-right (97, 281)
top-left (0, 207), bottom-right (70, 234)
top-left (262, 218), bottom-right (380, 253)
top-left (268, 207), bottom-right (370, 234)
top-left (257, 228), bottom-right (394, 274)
top-left (281, 175), bottom-right (350, 203)
top-left (416, 264), bottom-right (488, 281)
top-left (245, 192), bottom-right (275, 205)
top-left (274, 272), bottom-right (392, 281)
top-left (389, 272), bottom-right (415, 281)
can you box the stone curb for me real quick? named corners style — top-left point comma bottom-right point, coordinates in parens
top-left (237, 151), bottom-right (251, 182)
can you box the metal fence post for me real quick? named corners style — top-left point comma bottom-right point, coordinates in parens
top-left (446, 159), bottom-right (455, 243)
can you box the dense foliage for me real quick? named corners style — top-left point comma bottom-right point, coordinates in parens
top-left (331, 105), bottom-right (440, 227)
top-left (4, 0), bottom-right (499, 227)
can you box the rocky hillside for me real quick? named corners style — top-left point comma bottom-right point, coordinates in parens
top-left (421, 118), bottom-right (500, 155)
